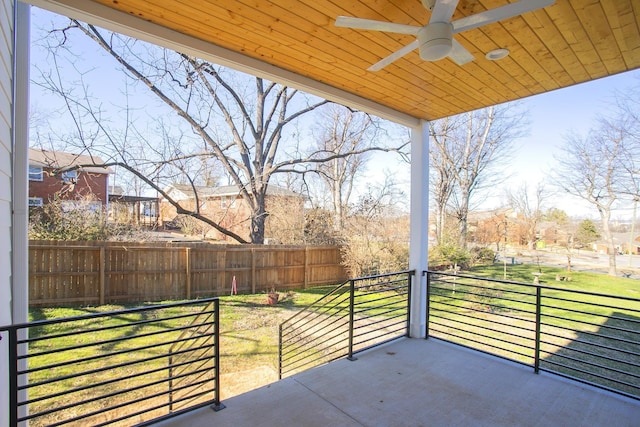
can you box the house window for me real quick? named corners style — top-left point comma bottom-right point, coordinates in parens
top-left (221, 196), bottom-right (237, 209)
top-left (61, 200), bottom-right (102, 213)
top-left (61, 170), bottom-right (78, 183)
top-left (29, 166), bottom-right (43, 181)
top-left (28, 197), bottom-right (43, 207)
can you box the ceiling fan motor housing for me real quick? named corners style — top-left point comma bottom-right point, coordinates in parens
top-left (418, 22), bottom-right (453, 61)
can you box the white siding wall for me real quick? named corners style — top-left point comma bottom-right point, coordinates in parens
top-left (0, 0), bottom-right (13, 323)
top-left (0, 0), bottom-right (14, 424)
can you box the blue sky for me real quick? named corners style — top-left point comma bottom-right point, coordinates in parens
top-left (366, 69), bottom-right (640, 218)
top-left (514, 70), bottom-right (640, 183)
top-left (503, 70), bottom-right (640, 218)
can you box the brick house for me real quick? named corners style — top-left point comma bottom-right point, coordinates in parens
top-left (160, 183), bottom-right (304, 241)
top-left (28, 148), bottom-right (112, 210)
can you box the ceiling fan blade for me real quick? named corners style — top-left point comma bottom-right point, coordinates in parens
top-left (429, 0), bottom-right (460, 24)
top-left (335, 16), bottom-right (420, 35)
top-left (452, 0), bottom-right (554, 34)
top-left (368, 40), bottom-right (419, 71)
top-left (448, 39), bottom-right (475, 65)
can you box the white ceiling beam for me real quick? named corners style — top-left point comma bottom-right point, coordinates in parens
top-left (24, 0), bottom-right (421, 128)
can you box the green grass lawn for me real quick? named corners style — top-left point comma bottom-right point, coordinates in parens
top-left (430, 263), bottom-right (640, 397)
top-left (467, 263), bottom-right (640, 299)
top-left (23, 267), bottom-right (640, 424)
top-left (25, 286), bottom-right (339, 426)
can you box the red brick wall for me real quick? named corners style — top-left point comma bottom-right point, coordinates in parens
top-left (160, 194), bottom-right (304, 242)
top-left (29, 168), bottom-right (109, 206)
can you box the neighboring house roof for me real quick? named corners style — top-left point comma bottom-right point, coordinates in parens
top-left (164, 183), bottom-right (301, 200)
top-left (109, 185), bottom-right (125, 196)
top-left (598, 232), bottom-right (640, 247)
top-left (109, 194), bottom-right (159, 203)
top-left (467, 208), bottom-right (515, 222)
top-left (28, 148), bottom-right (113, 174)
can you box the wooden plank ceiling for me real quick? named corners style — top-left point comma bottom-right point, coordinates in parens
top-left (59, 0), bottom-right (640, 121)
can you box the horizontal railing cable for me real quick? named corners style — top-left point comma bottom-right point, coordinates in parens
top-left (2, 297), bottom-right (224, 426)
top-left (427, 270), bottom-right (640, 400)
top-left (279, 271), bottom-right (413, 379)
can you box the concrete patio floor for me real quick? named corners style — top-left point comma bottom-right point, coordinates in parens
top-left (156, 338), bottom-right (640, 427)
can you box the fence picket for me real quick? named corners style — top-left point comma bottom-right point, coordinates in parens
top-left (28, 241), bottom-right (347, 306)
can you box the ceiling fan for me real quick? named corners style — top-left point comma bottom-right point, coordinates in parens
top-left (335, 0), bottom-right (555, 71)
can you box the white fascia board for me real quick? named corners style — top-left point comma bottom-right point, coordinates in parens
top-left (165, 187), bottom-right (188, 202)
top-left (25, 0), bottom-right (420, 128)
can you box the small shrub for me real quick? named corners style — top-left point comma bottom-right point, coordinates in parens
top-left (429, 244), bottom-right (471, 270)
top-left (470, 247), bottom-right (496, 265)
top-left (29, 196), bottom-right (145, 241)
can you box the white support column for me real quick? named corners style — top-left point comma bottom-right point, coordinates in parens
top-left (13, 4), bottom-right (31, 425)
top-left (13, 1), bottom-right (30, 327)
top-left (409, 120), bottom-right (430, 338)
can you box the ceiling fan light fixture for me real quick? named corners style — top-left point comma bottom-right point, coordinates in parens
top-left (418, 23), bottom-right (453, 61)
top-left (486, 48), bottom-right (510, 60)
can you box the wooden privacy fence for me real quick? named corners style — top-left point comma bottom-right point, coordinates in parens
top-left (29, 241), bottom-right (348, 307)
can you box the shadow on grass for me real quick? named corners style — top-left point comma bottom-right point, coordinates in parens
top-left (540, 311), bottom-right (640, 398)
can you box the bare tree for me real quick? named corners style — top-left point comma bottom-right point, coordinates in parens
top-left (555, 120), bottom-right (636, 275)
top-left (430, 104), bottom-right (527, 249)
top-left (472, 208), bottom-right (510, 252)
top-left (614, 83), bottom-right (640, 202)
top-left (429, 115), bottom-right (460, 245)
top-left (34, 17), bottom-right (405, 243)
top-left (340, 176), bottom-right (408, 277)
top-left (313, 105), bottom-right (380, 230)
top-left (506, 182), bottom-right (549, 249)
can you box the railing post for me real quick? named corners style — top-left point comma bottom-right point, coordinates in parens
top-left (168, 354), bottom-right (174, 412)
top-left (406, 272), bottom-right (412, 337)
top-left (278, 324), bottom-right (283, 379)
top-left (347, 280), bottom-right (357, 361)
top-left (534, 285), bottom-right (542, 374)
top-left (425, 271), bottom-right (430, 339)
top-left (211, 299), bottom-right (225, 411)
top-left (8, 328), bottom-right (18, 427)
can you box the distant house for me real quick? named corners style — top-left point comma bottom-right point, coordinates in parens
top-left (28, 148), bottom-right (112, 210)
top-left (593, 232), bottom-right (640, 255)
top-left (467, 208), bottom-right (517, 247)
top-left (108, 185), bottom-right (160, 228)
top-left (623, 235), bottom-right (640, 255)
top-left (160, 183), bottom-right (304, 241)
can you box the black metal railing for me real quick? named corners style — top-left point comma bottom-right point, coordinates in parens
top-left (1, 298), bottom-right (223, 427)
top-left (279, 270), bottom-right (413, 379)
top-left (426, 270), bottom-right (640, 399)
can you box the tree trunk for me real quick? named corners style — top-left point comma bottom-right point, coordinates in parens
top-left (458, 190), bottom-right (470, 249)
top-left (598, 207), bottom-right (617, 276)
top-left (435, 205), bottom-right (445, 245)
top-left (250, 191), bottom-right (267, 244)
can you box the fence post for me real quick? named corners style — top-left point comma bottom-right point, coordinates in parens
top-left (347, 280), bottom-right (357, 361)
top-left (251, 248), bottom-right (256, 294)
top-left (304, 247), bottom-right (309, 289)
top-left (534, 285), bottom-right (542, 373)
top-left (185, 248), bottom-right (191, 300)
top-left (99, 246), bottom-right (105, 305)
